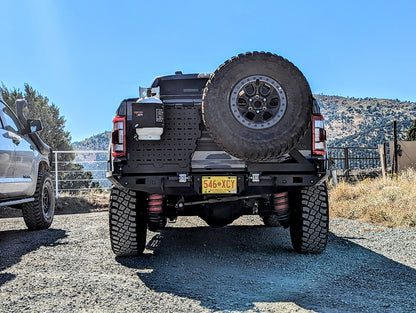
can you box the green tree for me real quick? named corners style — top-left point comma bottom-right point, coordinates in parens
top-left (1, 83), bottom-right (97, 192)
top-left (59, 163), bottom-right (95, 194)
top-left (406, 119), bottom-right (416, 141)
top-left (0, 83), bottom-right (72, 151)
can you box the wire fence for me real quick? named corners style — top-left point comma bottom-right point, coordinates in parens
top-left (51, 147), bottom-right (389, 197)
top-left (327, 147), bottom-right (384, 170)
top-left (52, 150), bottom-right (110, 198)
top-left (327, 145), bottom-right (393, 182)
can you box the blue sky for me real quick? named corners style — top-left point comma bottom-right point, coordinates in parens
top-left (1, 0), bottom-right (415, 142)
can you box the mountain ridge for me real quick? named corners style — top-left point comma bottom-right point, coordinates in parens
top-left (315, 95), bottom-right (416, 147)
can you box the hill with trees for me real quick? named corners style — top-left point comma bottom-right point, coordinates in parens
top-left (73, 131), bottom-right (111, 151)
top-left (316, 95), bottom-right (416, 147)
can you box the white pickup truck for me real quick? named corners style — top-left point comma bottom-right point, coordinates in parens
top-left (0, 95), bottom-right (55, 230)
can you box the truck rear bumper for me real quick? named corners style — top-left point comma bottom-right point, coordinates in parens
top-left (107, 171), bottom-right (328, 195)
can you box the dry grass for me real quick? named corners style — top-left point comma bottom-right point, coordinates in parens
top-left (329, 169), bottom-right (416, 228)
top-left (56, 191), bottom-right (110, 214)
top-left (0, 191), bottom-right (110, 218)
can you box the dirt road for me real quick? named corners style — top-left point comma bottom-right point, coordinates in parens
top-left (1, 212), bottom-right (415, 312)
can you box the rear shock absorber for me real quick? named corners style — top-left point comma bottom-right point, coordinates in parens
top-left (148, 194), bottom-right (165, 231)
top-left (273, 192), bottom-right (290, 227)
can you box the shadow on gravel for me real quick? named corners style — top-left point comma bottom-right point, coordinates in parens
top-left (117, 226), bottom-right (416, 312)
top-left (0, 228), bottom-right (67, 286)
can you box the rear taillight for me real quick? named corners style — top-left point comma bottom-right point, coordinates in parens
top-left (112, 116), bottom-right (126, 158)
top-left (312, 114), bottom-right (326, 156)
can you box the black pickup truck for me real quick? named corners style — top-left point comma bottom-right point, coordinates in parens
top-left (107, 52), bottom-right (329, 256)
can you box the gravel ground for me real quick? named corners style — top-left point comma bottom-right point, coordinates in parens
top-left (1, 212), bottom-right (415, 313)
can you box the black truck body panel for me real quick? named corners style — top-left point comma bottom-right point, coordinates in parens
top-left (107, 73), bottom-right (327, 195)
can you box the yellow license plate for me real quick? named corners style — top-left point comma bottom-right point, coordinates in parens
top-left (202, 176), bottom-right (237, 194)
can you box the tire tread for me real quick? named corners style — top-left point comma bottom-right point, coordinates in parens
top-left (109, 187), bottom-right (147, 256)
top-left (22, 170), bottom-right (55, 230)
top-left (290, 184), bottom-right (329, 254)
top-left (202, 51), bottom-right (312, 161)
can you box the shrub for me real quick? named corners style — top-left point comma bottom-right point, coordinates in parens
top-left (329, 169), bottom-right (416, 228)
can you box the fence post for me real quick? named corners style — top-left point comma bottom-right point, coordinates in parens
top-left (378, 144), bottom-right (387, 178)
top-left (331, 170), bottom-right (338, 186)
top-left (54, 152), bottom-right (59, 199)
top-left (393, 121), bottom-right (398, 175)
top-left (343, 147), bottom-right (350, 178)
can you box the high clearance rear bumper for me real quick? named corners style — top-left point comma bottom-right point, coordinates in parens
top-left (107, 169), bottom-right (328, 196)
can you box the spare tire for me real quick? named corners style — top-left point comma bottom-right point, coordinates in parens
top-left (202, 52), bottom-right (313, 161)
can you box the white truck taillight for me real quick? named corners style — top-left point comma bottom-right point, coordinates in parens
top-left (112, 116), bottom-right (126, 157)
top-left (312, 114), bottom-right (326, 156)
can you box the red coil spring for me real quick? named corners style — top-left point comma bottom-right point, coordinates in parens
top-left (148, 194), bottom-right (163, 212)
top-left (273, 192), bottom-right (289, 211)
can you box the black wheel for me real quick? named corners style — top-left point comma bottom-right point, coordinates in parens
top-left (22, 170), bottom-right (55, 230)
top-left (202, 51), bottom-right (313, 161)
top-left (262, 214), bottom-right (281, 227)
top-left (109, 186), bottom-right (147, 256)
top-left (290, 184), bottom-right (329, 254)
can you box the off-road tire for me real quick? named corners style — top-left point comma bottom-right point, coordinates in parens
top-left (290, 184), bottom-right (329, 254)
top-left (262, 214), bottom-right (281, 227)
top-left (22, 170), bottom-right (55, 230)
top-left (109, 187), bottom-right (147, 256)
top-left (202, 51), bottom-right (313, 161)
